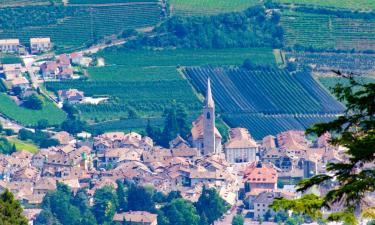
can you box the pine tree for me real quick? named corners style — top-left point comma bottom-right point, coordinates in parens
top-left (0, 190), bottom-right (28, 225)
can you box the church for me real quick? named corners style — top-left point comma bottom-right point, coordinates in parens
top-left (190, 78), bottom-right (222, 156)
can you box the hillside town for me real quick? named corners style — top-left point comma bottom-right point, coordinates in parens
top-left (0, 77), bottom-right (350, 224)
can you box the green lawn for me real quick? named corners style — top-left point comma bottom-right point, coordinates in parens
top-left (169, 0), bottom-right (261, 15)
top-left (46, 48), bottom-right (275, 130)
top-left (275, 0), bottom-right (375, 10)
top-left (0, 54), bottom-right (22, 64)
top-left (8, 137), bottom-right (39, 154)
top-left (0, 94), bottom-right (66, 127)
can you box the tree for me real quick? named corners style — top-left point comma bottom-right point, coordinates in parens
top-left (195, 187), bottom-right (227, 224)
top-left (23, 94), bottom-right (44, 110)
top-left (62, 102), bottom-right (78, 119)
top-left (39, 138), bottom-right (59, 148)
top-left (0, 190), bottom-right (28, 225)
top-left (92, 186), bottom-right (118, 224)
top-left (176, 106), bottom-right (190, 139)
top-left (271, 75), bottom-right (375, 225)
top-left (116, 180), bottom-right (128, 212)
top-left (0, 137), bottom-right (16, 155)
top-left (61, 118), bottom-right (87, 135)
top-left (161, 107), bottom-right (179, 147)
top-left (242, 59), bottom-right (257, 70)
top-left (199, 213), bottom-right (209, 225)
top-left (127, 184), bottom-right (155, 212)
top-left (161, 199), bottom-right (200, 225)
top-left (232, 214), bottom-right (244, 225)
top-left (36, 119), bottom-right (49, 130)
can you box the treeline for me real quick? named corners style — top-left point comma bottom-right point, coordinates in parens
top-left (0, 5), bottom-right (83, 29)
top-left (124, 5), bottom-right (284, 49)
top-left (35, 181), bottom-right (228, 225)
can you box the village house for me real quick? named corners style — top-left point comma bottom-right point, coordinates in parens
top-left (0, 39), bottom-right (20, 52)
top-left (243, 162), bottom-right (278, 191)
top-left (58, 68), bottom-right (74, 80)
top-left (113, 211), bottom-right (158, 225)
top-left (10, 77), bottom-right (30, 90)
top-left (224, 128), bottom-right (258, 164)
top-left (57, 89), bottom-right (84, 104)
top-left (2, 63), bottom-right (23, 80)
top-left (40, 61), bottom-right (59, 79)
top-left (30, 38), bottom-right (51, 54)
top-left (253, 191), bottom-right (290, 220)
top-left (70, 52), bottom-right (83, 65)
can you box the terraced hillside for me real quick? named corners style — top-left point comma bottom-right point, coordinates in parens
top-left (169, 0), bottom-right (260, 15)
top-left (45, 48), bottom-right (276, 131)
top-left (274, 0), bottom-right (375, 11)
top-left (281, 11), bottom-right (375, 50)
top-left (0, 3), bottom-right (161, 50)
top-left (184, 67), bottom-right (345, 139)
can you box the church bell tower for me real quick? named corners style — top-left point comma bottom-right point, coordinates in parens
top-left (203, 78), bottom-right (216, 155)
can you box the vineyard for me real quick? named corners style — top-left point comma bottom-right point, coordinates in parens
top-left (169, 0), bottom-right (260, 15)
top-left (318, 76), bottom-right (375, 94)
top-left (68, 0), bottom-right (158, 4)
top-left (0, 94), bottom-right (66, 126)
top-left (0, 0), bottom-right (60, 7)
top-left (274, 0), bottom-right (375, 10)
top-left (281, 11), bottom-right (375, 51)
top-left (0, 4), bottom-right (161, 50)
top-left (285, 52), bottom-right (375, 75)
top-left (184, 66), bottom-right (345, 139)
top-left (45, 48), bottom-right (275, 130)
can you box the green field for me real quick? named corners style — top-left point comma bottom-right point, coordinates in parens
top-left (68, 0), bottom-right (158, 4)
top-left (8, 137), bottom-right (39, 154)
top-left (275, 0), bottom-right (375, 10)
top-left (169, 0), bottom-right (260, 15)
top-left (45, 48), bottom-right (275, 129)
top-left (0, 94), bottom-right (66, 126)
top-left (318, 76), bottom-right (375, 95)
top-left (0, 0), bottom-right (61, 7)
top-left (0, 4), bottom-right (161, 51)
top-left (281, 11), bottom-right (375, 50)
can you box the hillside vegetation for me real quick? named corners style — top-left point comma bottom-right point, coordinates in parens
top-left (274, 0), bottom-right (375, 11)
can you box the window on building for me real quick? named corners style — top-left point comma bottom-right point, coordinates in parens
top-left (206, 112), bottom-right (210, 119)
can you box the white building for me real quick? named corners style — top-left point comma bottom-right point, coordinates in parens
top-left (0, 39), bottom-right (19, 52)
top-left (224, 128), bottom-right (258, 164)
top-left (30, 38), bottom-right (52, 54)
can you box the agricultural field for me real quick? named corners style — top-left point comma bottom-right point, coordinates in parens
top-left (281, 11), bottom-right (375, 51)
top-left (184, 67), bottom-right (345, 140)
top-left (274, 0), bottom-right (375, 11)
top-left (169, 0), bottom-right (260, 15)
top-left (318, 76), bottom-right (375, 94)
top-left (8, 137), bottom-right (39, 154)
top-left (0, 4), bottom-right (161, 51)
top-left (0, 94), bottom-right (66, 127)
top-left (46, 48), bottom-right (275, 131)
top-left (285, 52), bottom-right (375, 75)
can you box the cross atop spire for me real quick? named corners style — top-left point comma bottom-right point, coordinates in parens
top-left (205, 78), bottom-right (214, 108)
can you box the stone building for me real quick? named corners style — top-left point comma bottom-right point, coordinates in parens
top-left (224, 128), bottom-right (258, 164)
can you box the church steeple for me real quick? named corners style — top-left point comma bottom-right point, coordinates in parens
top-left (205, 78), bottom-right (214, 108)
top-left (203, 78), bottom-right (216, 155)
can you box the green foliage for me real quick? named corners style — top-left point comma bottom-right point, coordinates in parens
top-left (61, 118), bottom-right (87, 135)
top-left (127, 184), bottom-right (155, 212)
top-left (232, 214), bottom-right (244, 225)
top-left (93, 186), bottom-right (118, 224)
top-left (195, 187), bottom-right (227, 224)
top-left (159, 199), bottom-right (200, 225)
top-left (18, 129), bottom-right (60, 148)
top-left (271, 75), bottom-right (375, 224)
top-left (274, 0), bottom-right (375, 10)
top-left (22, 94), bottom-right (44, 110)
top-left (0, 137), bottom-right (16, 155)
top-left (127, 6), bottom-right (283, 49)
top-left (0, 190), bottom-right (28, 225)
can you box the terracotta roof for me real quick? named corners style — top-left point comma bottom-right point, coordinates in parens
top-left (191, 114), bottom-right (222, 140)
top-left (225, 128), bottom-right (257, 149)
top-left (0, 39), bottom-right (19, 45)
top-left (244, 162), bottom-right (277, 184)
top-left (30, 37), bottom-right (50, 43)
top-left (113, 211), bottom-right (157, 223)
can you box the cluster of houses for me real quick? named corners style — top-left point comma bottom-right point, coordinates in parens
top-left (0, 63), bottom-right (30, 92)
top-left (0, 38), bottom-right (52, 54)
top-left (39, 52), bottom-right (91, 81)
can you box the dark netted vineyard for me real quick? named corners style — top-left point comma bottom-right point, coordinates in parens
top-left (184, 66), bottom-right (345, 139)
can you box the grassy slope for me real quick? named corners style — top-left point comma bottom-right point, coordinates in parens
top-left (318, 76), bottom-right (375, 94)
top-left (169, 0), bottom-right (260, 15)
top-left (274, 0), bottom-right (375, 10)
top-left (8, 137), bottom-right (39, 154)
top-left (0, 94), bottom-right (66, 126)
